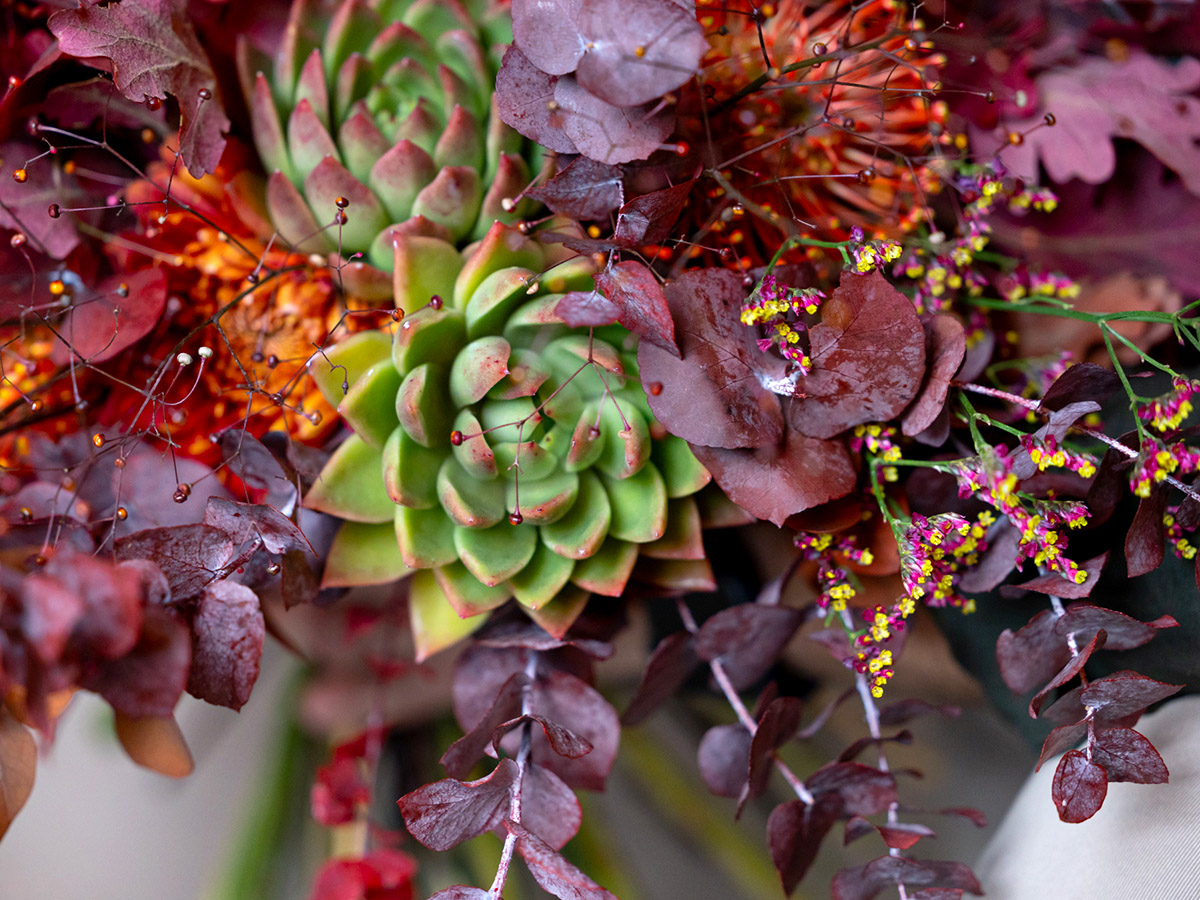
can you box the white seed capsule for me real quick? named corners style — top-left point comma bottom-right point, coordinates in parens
top-left (177, 352), bottom-right (193, 366)
top-left (198, 346), bottom-right (213, 359)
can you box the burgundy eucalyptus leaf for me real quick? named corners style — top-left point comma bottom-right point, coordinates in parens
top-left (1003, 552), bottom-right (1109, 600)
top-left (842, 815), bottom-right (874, 845)
top-left (1052, 749), bottom-right (1108, 823)
top-left (49, 0), bottom-right (229, 177)
top-left (217, 431), bottom-right (296, 510)
top-left (203, 498), bottom-right (311, 557)
top-left (744, 697), bottom-right (804, 805)
top-left (796, 688), bottom-right (857, 739)
top-left (0, 138), bottom-right (83, 259)
top-left (806, 761), bottom-right (898, 818)
top-left (957, 523), bottom-right (1018, 593)
top-left (1038, 362), bottom-right (1123, 412)
top-left (638, 267), bottom-right (784, 450)
top-left (510, 820), bottom-right (618, 900)
top-left (186, 579), bottom-right (263, 711)
top-left (441, 673), bottom-right (527, 780)
top-left (31, 550), bottom-right (143, 660)
top-left (553, 75), bottom-right (674, 165)
top-left (690, 428), bottom-right (858, 527)
top-left (280, 550), bottom-right (319, 608)
top-left (527, 156), bottom-right (624, 220)
top-left (694, 604), bottom-right (804, 690)
top-left (612, 180), bottom-right (695, 248)
top-left (61, 269), bottom-right (167, 364)
top-left (837, 730), bottom-right (914, 764)
top-left (875, 822), bottom-right (936, 851)
top-left (621, 631), bottom-right (699, 725)
top-left (397, 759), bottom-right (518, 852)
top-left (1036, 721), bottom-right (1088, 770)
top-left (697, 723), bottom-right (752, 799)
top-left (555, 290), bottom-right (619, 328)
top-left (1054, 603), bottom-right (1179, 651)
top-left (517, 763), bottom-right (582, 851)
top-left (1090, 727), bottom-right (1169, 784)
top-left (114, 524), bottom-right (237, 601)
top-left (878, 699), bottom-right (961, 727)
top-left (525, 670), bottom-right (618, 791)
top-left (495, 46), bottom-right (578, 154)
top-left (82, 606), bottom-right (191, 718)
top-left (492, 714), bottom-right (594, 760)
top-left (594, 260), bottom-right (678, 357)
top-left (767, 794), bottom-right (842, 895)
top-left (900, 314), bottom-right (966, 437)
top-left (1125, 486), bottom-right (1168, 578)
top-left (1029, 628), bottom-right (1108, 718)
top-left (573, 0), bottom-right (707, 107)
top-left (511, 0), bottom-right (586, 75)
top-left (789, 270), bottom-right (926, 440)
top-left (927, 807), bottom-right (988, 828)
top-left (429, 888), bottom-right (493, 900)
top-left (995, 609), bottom-right (1071, 695)
top-left (831, 856), bottom-right (982, 900)
top-left (1080, 670), bottom-right (1184, 721)
top-left (908, 891), bottom-right (966, 900)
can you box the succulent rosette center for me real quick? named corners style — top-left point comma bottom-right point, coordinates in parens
top-left (304, 224), bottom-right (712, 658)
top-left (236, 0), bottom-right (532, 285)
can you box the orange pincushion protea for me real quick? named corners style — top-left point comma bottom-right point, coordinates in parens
top-left (680, 0), bottom-right (945, 264)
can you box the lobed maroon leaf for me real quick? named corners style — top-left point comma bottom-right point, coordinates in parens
top-left (61, 269), bottom-right (167, 363)
top-left (1080, 670), bottom-right (1184, 721)
top-left (995, 609), bottom-right (1071, 695)
top-left (620, 631), bottom-right (698, 725)
top-left (493, 714), bottom-right (593, 761)
top-left (49, 0), bottom-right (229, 177)
top-left (1052, 750), bottom-right (1108, 823)
top-left (744, 697), bottom-right (804, 806)
top-left (806, 761), bottom-right (898, 818)
top-left (556, 290), bottom-right (620, 328)
top-left (690, 428), bottom-right (857, 527)
top-left (638, 268), bottom-right (784, 450)
top-left (878, 699), bottom-right (961, 727)
top-left (511, 821), bottom-right (618, 900)
top-left (901, 315), bottom-right (966, 437)
top-left (186, 580), bottom-right (264, 711)
top-left (1038, 362), bottom-right (1123, 412)
top-left (83, 606), bottom-right (191, 718)
top-left (441, 673), bottom-right (527, 779)
top-left (612, 180), bottom-right (695, 248)
top-left (1091, 727), bottom-right (1169, 784)
top-left (1125, 487), bottom-right (1168, 578)
top-left (511, 0), bottom-right (586, 75)
top-left (1004, 552), bottom-right (1109, 600)
top-left (698, 723), bottom-right (751, 799)
top-left (1054, 603), bottom-right (1179, 651)
top-left (594, 260), bottom-right (678, 357)
top-left (573, 0), bottom-right (707, 107)
top-left (1029, 629), bottom-right (1107, 718)
top-left (518, 763), bottom-right (581, 850)
top-left (527, 156), bottom-right (624, 221)
top-left (832, 857), bottom-right (982, 900)
top-left (694, 604), bottom-right (805, 690)
top-left (398, 759), bottom-right (517, 851)
top-left (768, 795), bottom-right (842, 895)
top-left (789, 270), bottom-right (926, 440)
top-left (1036, 722), bottom-right (1088, 770)
top-left (114, 523), bottom-right (237, 601)
top-left (495, 46), bottom-right (578, 154)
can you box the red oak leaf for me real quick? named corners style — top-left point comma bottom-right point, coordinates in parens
top-left (49, 0), bottom-right (229, 177)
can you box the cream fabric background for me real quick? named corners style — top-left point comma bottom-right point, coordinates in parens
top-left (976, 695), bottom-right (1200, 899)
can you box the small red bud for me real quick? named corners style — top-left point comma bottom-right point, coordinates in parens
top-left (508, 512), bottom-right (524, 526)
top-left (450, 430), bottom-right (464, 446)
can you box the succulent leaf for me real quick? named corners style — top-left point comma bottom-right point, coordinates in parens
top-left (324, 520), bottom-right (413, 587)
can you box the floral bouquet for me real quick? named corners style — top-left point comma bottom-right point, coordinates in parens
top-left (2, 0), bottom-right (1199, 897)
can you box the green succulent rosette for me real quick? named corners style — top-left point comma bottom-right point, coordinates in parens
top-left (235, 0), bottom-right (531, 291)
top-left (304, 224), bottom-right (714, 659)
